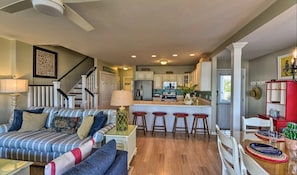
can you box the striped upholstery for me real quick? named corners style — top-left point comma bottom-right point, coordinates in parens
top-left (44, 139), bottom-right (94, 175)
top-left (0, 107), bottom-right (116, 163)
top-left (82, 109), bottom-right (116, 124)
top-left (0, 124), bottom-right (10, 134)
top-left (0, 147), bottom-right (62, 163)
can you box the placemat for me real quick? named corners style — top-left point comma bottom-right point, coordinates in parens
top-left (246, 143), bottom-right (289, 163)
top-left (255, 131), bottom-right (285, 142)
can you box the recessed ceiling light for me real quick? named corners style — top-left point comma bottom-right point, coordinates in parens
top-left (172, 54), bottom-right (178, 57)
top-left (152, 54), bottom-right (157, 58)
top-left (131, 55), bottom-right (136, 58)
top-left (189, 53), bottom-right (195, 56)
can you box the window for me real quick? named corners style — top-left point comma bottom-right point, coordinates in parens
top-left (219, 75), bottom-right (231, 103)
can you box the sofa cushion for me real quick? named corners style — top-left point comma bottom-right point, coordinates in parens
top-left (62, 140), bottom-right (117, 175)
top-left (44, 139), bottom-right (94, 175)
top-left (51, 117), bottom-right (81, 134)
top-left (89, 111), bottom-right (107, 136)
top-left (77, 116), bottom-right (94, 140)
top-left (18, 112), bottom-right (48, 132)
top-left (8, 108), bottom-right (44, 131)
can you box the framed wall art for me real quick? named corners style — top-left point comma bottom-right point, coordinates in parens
top-left (278, 53), bottom-right (293, 80)
top-left (33, 46), bottom-right (58, 78)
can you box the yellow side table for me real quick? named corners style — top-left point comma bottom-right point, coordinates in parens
top-left (105, 125), bottom-right (137, 168)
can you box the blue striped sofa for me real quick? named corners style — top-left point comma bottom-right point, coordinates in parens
top-left (0, 107), bottom-right (116, 163)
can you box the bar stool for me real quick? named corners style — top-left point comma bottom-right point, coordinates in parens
top-left (132, 111), bottom-right (147, 135)
top-left (191, 113), bottom-right (210, 137)
top-left (173, 112), bottom-right (189, 137)
top-left (152, 112), bottom-right (167, 135)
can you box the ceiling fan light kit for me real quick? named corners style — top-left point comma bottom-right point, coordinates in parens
top-left (32, 0), bottom-right (64, 16)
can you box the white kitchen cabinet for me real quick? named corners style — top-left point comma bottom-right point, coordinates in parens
top-left (162, 74), bottom-right (177, 81)
top-left (135, 71), bottom-right (154, 80)
top-left (195, 62), bottom-right (211, 91)
top-left (176, 74), bottom-right (184, 86)
top-left (153, 74), bottom-right (163, 89)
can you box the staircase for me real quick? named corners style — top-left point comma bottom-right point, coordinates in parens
top-left (68, 80), bottom-right (83, 108)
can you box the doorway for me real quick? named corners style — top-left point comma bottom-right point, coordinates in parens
top-left (216, 69), bottom-right (246, 129)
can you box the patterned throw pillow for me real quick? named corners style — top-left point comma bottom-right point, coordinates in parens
top-left (51, 116), bottom-right (81, 134)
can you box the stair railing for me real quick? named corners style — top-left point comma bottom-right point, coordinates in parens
top-left (27, 82), bottom-right (75, 108)
top-left (81, 67), bottom-right (98, 109)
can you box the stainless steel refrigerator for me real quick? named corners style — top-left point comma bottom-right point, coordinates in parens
top-left (134, 80), bottom-right (153, 100)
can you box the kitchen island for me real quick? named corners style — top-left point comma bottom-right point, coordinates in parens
top-left (129, 100), bottom-right (212, 134)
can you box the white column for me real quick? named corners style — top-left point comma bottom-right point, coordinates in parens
top-left (211, 55), bottom-right (217, 134)
top-left (228, 42), bottom-right (248, 132)
top-left (81, 75), bottom-right (87, 109)
top-left (53, 81), bottom-right (61, 107)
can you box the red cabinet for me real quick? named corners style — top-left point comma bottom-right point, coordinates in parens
top-left (259, 80), bottom-right (297, 132)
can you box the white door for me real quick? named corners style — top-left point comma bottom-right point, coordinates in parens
top-left (99, 71), bottom-right (117, 108)
top-left (217, 69), bottom-right (246, 129)
top-left (217, 70), bottom-right (232, 129)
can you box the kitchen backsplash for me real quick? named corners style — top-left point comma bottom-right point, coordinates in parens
top-left (153, 89), bottom-right (211, 101)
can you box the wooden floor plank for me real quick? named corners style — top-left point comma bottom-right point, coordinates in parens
top-left (130, 131), bottom-right (221, 175)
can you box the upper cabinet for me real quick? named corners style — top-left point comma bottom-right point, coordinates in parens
top-left (176, 74), bottom-right (184, 86)
top-left (135, 71), bottom-right (154, 80)
top-left (193, 61), bottom-right (211, 91)
top-left (162, 74), bottom-right (176, 81)
top-left (153, 74), bottom-right (163, 89)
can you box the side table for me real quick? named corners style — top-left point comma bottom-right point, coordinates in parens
top-left (105, 125), bottom-right (137, 168)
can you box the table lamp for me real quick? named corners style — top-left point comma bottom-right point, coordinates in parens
top-left (0, 79), bottom-right (28, 110)
top-left (110, 90), bottom-right (133, 131)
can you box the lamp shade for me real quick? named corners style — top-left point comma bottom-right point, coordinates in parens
top-left (110, 90), bottom-right (133, 107)
top-left (0, 79), bottom-right (28, 93)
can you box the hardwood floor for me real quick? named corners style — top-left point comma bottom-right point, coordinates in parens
top-left (30, 131), bottom-right (222, 175)
top-left (130, 131), bottom-right (221, 175)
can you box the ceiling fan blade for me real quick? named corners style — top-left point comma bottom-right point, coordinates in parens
top-left (63, 0), bottom-right (101, 3)
top-left (0, 0), bottom-right (32, 13)
top-left (64, 4), bottom-right (94, 32)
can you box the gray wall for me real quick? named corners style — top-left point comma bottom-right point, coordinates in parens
top-left (247, 46), bottom-right (296, 116)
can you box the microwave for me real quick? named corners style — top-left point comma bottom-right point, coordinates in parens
top-left (163, 82), bottom-right (177, 89)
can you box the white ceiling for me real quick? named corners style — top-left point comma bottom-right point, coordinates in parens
top-left (0, 0), bottom-right (296, 67)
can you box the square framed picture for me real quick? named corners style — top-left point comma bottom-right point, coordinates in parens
top-left (33, 46), bottom-right (58, 78)
top-left (277, 54), bottom-right (293, 80)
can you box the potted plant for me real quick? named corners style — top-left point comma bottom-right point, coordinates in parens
top-left (177, 82), bottom-right (198, 105)
top-left (283, 122), bottom-right (297, 151)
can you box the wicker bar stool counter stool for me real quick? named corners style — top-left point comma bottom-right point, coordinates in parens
top-left (132, 111), bottom-right (147, 135)
top-left (152, 111), bottom-right (167, 135)
top-left (173, 112), bottom-right (189, 138)
top-left (191, 113), bottom-right (210, 137)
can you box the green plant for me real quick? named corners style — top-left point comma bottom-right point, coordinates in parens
top-left (177, 82), bottom-right (198, 94)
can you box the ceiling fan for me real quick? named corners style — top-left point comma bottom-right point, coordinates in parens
top-left (0, 0), bottom-right (101, 31)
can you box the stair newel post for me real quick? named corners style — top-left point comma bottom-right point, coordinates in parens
top-left (53, 81), bottom-right (61, 107)
top-left (67, 95), bottom-right (76, 109)
top-left (94, 93), bottom-right (99, 109)
top-left (81, 75), bottom-right (87, 109)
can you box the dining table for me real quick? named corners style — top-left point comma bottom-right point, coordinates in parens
top-left (232, 131), bottom-right (297, 175)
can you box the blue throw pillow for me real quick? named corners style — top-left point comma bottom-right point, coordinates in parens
top-left (63, 140), bottom-right (117, 175)
top-left (88, 111), bottom-right (107, 136)
top-left (8, 108), bottom-right (44, 131)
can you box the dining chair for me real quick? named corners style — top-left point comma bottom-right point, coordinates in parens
top-left (238, 144), bottom-right (269, 175)
top-left (241, 116), bottom-right (273, 132)
top-left (216, 125), bottom-right (241, 175)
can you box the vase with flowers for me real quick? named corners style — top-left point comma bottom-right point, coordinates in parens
top-left (177, 82), bottom-right (198, 105)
